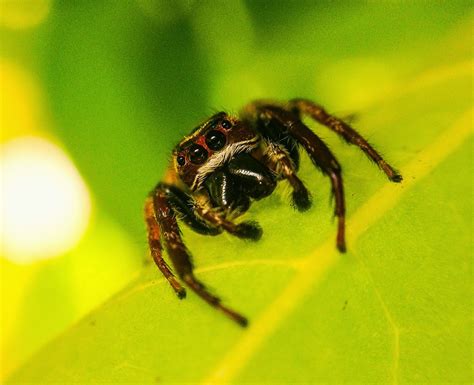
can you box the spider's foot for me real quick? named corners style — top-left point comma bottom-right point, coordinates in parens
top-left (235, 221), bottom-right (263, 241)
top-left (234, 314), bottom-right (249, 327)
top-left (390, 173), bottom-right (403, 183)
top-left (216, 302), bottom-right (249, 327)
top-left (380, 160), bottom-right (403, 183)
top-left (337, 240), bottom-right (347, 253)
top-left (168, 276), bottom-right (187, 299)
top-left (292, 189), bottom-right (312, 212)
top-left (176, 287), bottom-right (187, 299)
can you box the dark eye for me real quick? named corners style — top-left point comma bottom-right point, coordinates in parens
top-left (221, 119), bottom-right (232, 130)
top-left (189, 144), bottom-right (208, 164)
top-left (205, 130), bottom-right (226, 151)
top-left (176, 155), bottom-right (185, 166)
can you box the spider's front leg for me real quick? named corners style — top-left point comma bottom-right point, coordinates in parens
top-left (289, 98), bottom-right (402, 182)
top-left (146, 183), bottom-right (248, 326)
top-left (252, 105), bottom-right (347, 252)
top-left (155, 183), bottom-right (222, 236)
top-left (193, 195), bottom-right (263, 241)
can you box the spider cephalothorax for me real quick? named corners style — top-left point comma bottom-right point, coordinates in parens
top-left (145, 99), bottom-right (402, 326)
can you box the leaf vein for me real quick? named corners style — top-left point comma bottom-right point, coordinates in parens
top-left (114, 258), bottom-right (303, 303)
top-left (201, 107), bottom-right (473, 384)
top-left (354, 255), bottom-right (400, 385)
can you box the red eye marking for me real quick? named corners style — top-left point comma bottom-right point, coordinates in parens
top-left (195, 136), bottom-right (208, 149)
top-left (195, 129), bottom-right (227, 153)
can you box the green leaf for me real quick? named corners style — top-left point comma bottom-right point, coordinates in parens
top-left (6, 5), bottom-right (473, 384)
top-left (7, 61), bottom-right (473, 385)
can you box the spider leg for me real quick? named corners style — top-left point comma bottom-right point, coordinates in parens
top-left (157, 183), bottom-right (222, 236)
top-left (261, 141), bottom-right (311, 211)
top-left (289, 98), bottom-right (402, 182)
top-left (150, 184), bottom-right (248, 326)
top-left (194, 200), bottom-right (263, 241)
top-left (256, 105), bottom-right (347, 252)
top-left (144, 196), bottom-right (186, 298)
top-left (240, 108), bottom-right (310, 211)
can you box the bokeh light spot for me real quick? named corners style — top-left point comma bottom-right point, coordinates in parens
top-left (1, 136), bottom-right (92, 263)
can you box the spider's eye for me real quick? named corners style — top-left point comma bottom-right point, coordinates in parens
top-left (189, 144), bottom-right (208, 164)
top-left (205, 130), bottom-right (226, 151)
top-left (221, 119), bottom-right (232, 130)
top-left (176, 155), bottom-right (186, 166)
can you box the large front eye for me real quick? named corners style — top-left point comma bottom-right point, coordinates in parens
top-left (189, 144), bottom-right (208, 164)
top-left (205, 130), bottom-right (226, 151)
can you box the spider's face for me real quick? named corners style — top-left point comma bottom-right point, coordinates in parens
top-left (174, 112), bottom-right (260, 190)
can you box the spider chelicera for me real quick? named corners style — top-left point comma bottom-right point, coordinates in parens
top-left (145, 99), bottom-right (402, 326)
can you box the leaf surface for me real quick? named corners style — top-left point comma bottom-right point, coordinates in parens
top-left (6, 5), bottom-right (473, 384)
top-left (7, 57), bottom-right (473, 384)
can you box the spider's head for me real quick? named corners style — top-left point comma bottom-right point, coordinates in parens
top-left (173, 112), bottom-right (259, 191)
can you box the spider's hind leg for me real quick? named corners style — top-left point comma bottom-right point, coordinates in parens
top-left (289, 98), bottom-right (402, 182)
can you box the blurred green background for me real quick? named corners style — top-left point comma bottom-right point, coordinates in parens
top-left (1, 0), bottom-right (472, 383)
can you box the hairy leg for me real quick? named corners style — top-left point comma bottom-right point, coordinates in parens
top-left (261, 141), bottom-right (311, 211)
top-left (193, 200), bottom-right (263, 241)
top-left (151, 185), bottom-right (248, 326)
top-left (144, 196), bottom-right (186, 297)
top-left (156, 182), bottom-right (221, 236)
top-left (254, 104), bottom-right (347, 252)
top-left (289, 98), bottom-right (402, 182)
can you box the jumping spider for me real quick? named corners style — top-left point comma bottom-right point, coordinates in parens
top-left (145, 99), bottom-right (402, 326)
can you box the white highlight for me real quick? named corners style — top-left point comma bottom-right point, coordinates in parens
top-left (191, 137), bottom-right (259, 190)
top-left (0, 137), bottom-right (92, 264)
